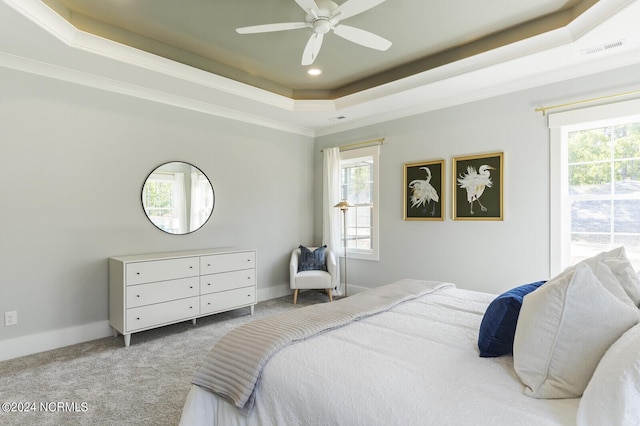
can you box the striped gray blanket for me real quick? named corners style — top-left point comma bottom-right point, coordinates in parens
top-left (191, 279), bottom-right (453, 415)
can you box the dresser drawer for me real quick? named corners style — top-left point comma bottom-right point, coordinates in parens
top-left (200, 286), bottom-right (256, 315)
top-left (126, 257), bottom-right (199, 285)
top-left (200, 269), bottom-right (255, 295)
top-left (126, 296), bottom-right (199, 332)
top-left (200, 251), bottom-right (255, 274)
top-left (126, 277), bottom-right (199, 308)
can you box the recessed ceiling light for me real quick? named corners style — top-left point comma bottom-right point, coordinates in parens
top-left (307, 68), bottom-right (322, 76)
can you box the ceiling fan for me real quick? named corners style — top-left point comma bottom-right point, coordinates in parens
top-left (236, 0), bottom-right (392, 66)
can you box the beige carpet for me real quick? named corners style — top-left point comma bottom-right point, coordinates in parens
top-left (0, 291), bottom-right (330, 426)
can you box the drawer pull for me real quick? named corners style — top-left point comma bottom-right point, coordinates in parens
top-left (207, 302), bottom-right (211, 305)
top-left (136, 317), bottom-right (140, 320)
top-left (136, 272), bottom-right (140, 275)
top-left (207, 263), bottom-right (211, 267)
top-left (136, 295), bottom-right (140, 298)
top-left (190, 286), bottom-right (193, 289)
top-left (189, 306), bottom-right (193, 309)
top-left (207, 283), bottom-right (212, 286)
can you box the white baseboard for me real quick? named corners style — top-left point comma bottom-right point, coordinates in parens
top-left (0, 285), bottom-right (292, 362)
top-left (257, 283), bottom-right (292, 302)
top-left (259, 283), bottom-right (370, 299)
top-left (0, 284), bottom-right (363, 362)
top-left (258, 283), bottom-right (370, 299)
top-left (346, 284), bottom-right (368, 295)
top-left (0, 320), bottom-right (112, 362)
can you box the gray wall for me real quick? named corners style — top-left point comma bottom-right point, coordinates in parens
top-left (0, 66), bottom-right (314, 345)
top-left (314, 63), bottom-right (640, 295)
top-left (2, 56), bottom-right (639, 357)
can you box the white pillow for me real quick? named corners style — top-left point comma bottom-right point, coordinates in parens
top-left (577, 255), bottom-right (635, 307)
top-left (577, 323), bottom-right (640, 426)
top-left (513, 263), bottom-right (640, 398)
top-left (598, 247), bottom-right (640, 306)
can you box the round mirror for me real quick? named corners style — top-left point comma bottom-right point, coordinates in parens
top-left (141, 161), bottom-right (215, 234)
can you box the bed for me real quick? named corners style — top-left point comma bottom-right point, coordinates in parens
top-left (180, 248), bottom-right (640, 426)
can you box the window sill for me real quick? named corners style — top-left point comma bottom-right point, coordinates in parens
top-left (339, 251), bottom-right (379, 262)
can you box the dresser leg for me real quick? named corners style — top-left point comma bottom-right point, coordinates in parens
top-left (124, 334), bottom-right (131, 347)
top-left (250, 305), bottom-right (255, 315)
top-left (192, 318), bottom-right (197, 325)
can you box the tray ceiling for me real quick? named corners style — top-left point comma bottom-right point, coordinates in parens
top-left (41, 0), bottom-right (596, 99)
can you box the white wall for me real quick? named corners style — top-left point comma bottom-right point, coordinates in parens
top-left (314, 63), bottom-right (640, 295)
top-left (0, 66), bottom-right (314, 358)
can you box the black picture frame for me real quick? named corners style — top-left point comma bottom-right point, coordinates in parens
top-left (404, 159), bottom-right (445, 221)
top-left (453, 152), bottom-right (503, 220)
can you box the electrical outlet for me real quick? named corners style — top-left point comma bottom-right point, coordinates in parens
top-left (4, 311), bottom-right (17, 326)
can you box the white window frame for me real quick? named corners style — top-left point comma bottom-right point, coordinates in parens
top-left (549, 98), bottom-right (640, 275)
top-left (340, 145), bottom-right (380, 261)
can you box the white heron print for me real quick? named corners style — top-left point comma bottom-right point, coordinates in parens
top-left (457, 164), bottom-right (495, 215)
top-left (408, 166), bottom-right (440, 217)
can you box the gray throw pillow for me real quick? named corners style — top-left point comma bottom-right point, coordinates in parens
top-left (298, 245), bottom-right (327, 272)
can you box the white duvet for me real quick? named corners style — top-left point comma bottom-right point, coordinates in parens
top-left (180, 286), bottom-right (579, 426)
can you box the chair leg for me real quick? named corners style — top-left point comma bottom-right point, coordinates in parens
top-left (293, 289), bottom-right (299, 305)
top-left (327, 288), bottom-right (333, 302)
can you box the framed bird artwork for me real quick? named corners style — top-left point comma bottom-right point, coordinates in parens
top-left (453, 152), bottom-right (504, 220)
top-left (404, 159), bottom-right (445, 221)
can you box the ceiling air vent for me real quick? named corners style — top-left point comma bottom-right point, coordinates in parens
top-left (581, 39), bottom-right (626, 55)
top-left (328, 115), bottom-right (347, 121)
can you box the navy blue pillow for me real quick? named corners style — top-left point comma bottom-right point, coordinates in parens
top-left (478, 281), bottom-right (546, 358)
top-left (298, 245), bottom-right (328, 272)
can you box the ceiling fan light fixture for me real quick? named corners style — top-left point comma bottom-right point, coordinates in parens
top-left (307, 68), bottom-right (322, 76)
top-left (313, 18), bottom-right (332, 34)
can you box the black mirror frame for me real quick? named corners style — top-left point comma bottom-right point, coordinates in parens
top-left (141, 161), bottom-right (215, 235)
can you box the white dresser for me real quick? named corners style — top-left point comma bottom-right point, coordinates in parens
top-left (109, 248), bottom-right (256, 347)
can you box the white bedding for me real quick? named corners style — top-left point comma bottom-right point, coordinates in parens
top-left (180, 286), bottom-right (579, 426)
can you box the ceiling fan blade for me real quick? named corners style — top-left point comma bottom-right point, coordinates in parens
top-left (236, 22), bottom-right (308, 34)
top-left (331, 0), bottom-right (387, 21)
top-left (333, 25), bottom-right (391, 51)
top-left (301, 32), bottom-right (324, 65)
top-left (293, 0), bottom-right (320, 16)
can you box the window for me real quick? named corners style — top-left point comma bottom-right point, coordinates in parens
top-left (339, 145), bottom-right (380, 261)
top-left (550, 99), bottom-right (640, 274)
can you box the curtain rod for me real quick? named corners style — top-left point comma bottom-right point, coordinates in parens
top-left (321, 138), bottom-right (385, 152)
top-left (535, 89), bottom-right (640, 115)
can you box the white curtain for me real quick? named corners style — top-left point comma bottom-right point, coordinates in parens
top-left (322, 147), bottom-right (342, 295)
top-left (190, 171), bottom-right (201, 232)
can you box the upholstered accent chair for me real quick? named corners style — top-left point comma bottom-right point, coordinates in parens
top-left (289, 246), bottom-right (338, 304)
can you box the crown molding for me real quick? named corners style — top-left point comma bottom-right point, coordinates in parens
top-left (1, 0), bottom-right (639, 138)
